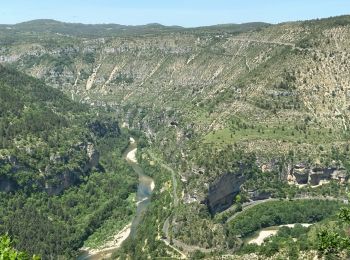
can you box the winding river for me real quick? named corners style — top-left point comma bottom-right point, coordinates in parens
top-left (78, 137), bottom-right (154, 259)
top-left (124, 137), bottom-right (155, 237)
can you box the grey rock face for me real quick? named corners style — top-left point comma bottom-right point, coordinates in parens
top-left (83, 143), bottom-right (100, 173)
top-left (207, 172), bottom-right (246, 214)
top-left (0, 177), bottom-right (18, 192)
top-left (289, 164), bottom-right (348, 185)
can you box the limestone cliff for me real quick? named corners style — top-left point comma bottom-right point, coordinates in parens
top-left (288, 164), bottom-right (348, 186)
top-left (207, 172), bottom-right (246, 214)
top-left (0, 142), bottom-right (100, 195)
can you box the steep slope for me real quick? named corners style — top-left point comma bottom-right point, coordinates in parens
top-left (2, 16), bottom-right (350, 258)
top-left (0, 65), bottom-right (99, 194)
top-left (0, 66), bottom-right (138, 258)
top-left (5, 15), bottom-right (350, 181)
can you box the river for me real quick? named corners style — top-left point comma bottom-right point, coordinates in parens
top-left (124, 137), bottom-right (155, 237)
top-left (247, 223), bottom-right (313, 245)
top-left (78, 137), bottom-right (154, 259)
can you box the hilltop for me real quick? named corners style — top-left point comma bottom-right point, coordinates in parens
top-left (0, 19), bottom-right (269, 38)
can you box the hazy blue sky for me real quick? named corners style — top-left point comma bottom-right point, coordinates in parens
top-left (1, 0), bottom-right (350, 26)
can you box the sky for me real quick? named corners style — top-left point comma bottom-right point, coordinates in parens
top-left (1, 0), bottom-right (350, 27)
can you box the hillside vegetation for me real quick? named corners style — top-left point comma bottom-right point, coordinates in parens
top-left (0, 66), bottom-right (137, 258)
top-left (2, 15), bottom-right (350, 258)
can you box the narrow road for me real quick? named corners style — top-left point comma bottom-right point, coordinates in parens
top-left (148, 151), bottom-right (179, 206)
top-left (230, 37), bottom-right (314, 52)
top-left (149, 152), bottom-right (219, 255)
top-left (147, 151), bottom-right (188, 257)
top-left (147, 150), bottom-right (345, 256)
top-left (226, 196), bottom-right (345, 223)
top-left (231, 38), bottom-right (296, 48)
top-left (225, 198), bottom-right (278, 223)
top-left (146, 152), bottom-right (346, 255)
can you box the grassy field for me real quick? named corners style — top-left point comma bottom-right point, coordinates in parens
top-left (203, 124), bottom-right (344, 147)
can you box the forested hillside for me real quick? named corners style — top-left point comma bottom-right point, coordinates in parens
top-left (2, 15), bottom-right (350, 258)
top-left (0, 66), bottom-right (137, 258)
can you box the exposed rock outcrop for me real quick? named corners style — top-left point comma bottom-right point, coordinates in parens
top-left (248, 189), bottom-right (271, 201)
top-left (0, 156), bottom-right (22, 192)
top-left (88, 119), bottom-right (120, 137)
top-left (288, 164), bottom-right (348, 186)
top-left (207, 172), bottom-right (246, 214)
top-left (0, 142), bottom-right (100, 195)
top-left (0, 176), bottom-right (18, 192)
top-left (45, 142), bottom-right (100, 195)
top-left (83, 142), bottom-right (100, 173)
top-left (44, 171), bottom-right (80, 195)
top-left (292, 164), bottom-right (309, 184)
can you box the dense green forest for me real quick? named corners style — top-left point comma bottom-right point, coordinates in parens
top-left (2, 14), bottom-right (350, 259)
top-left (236, 203), bottom-right (350, 259)
top-left (0, 64), bottom-right (92, 192)
top-left (0, 66), bottom-right (138, 258)
top-left (227, 199), bottom-right (344, 237)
